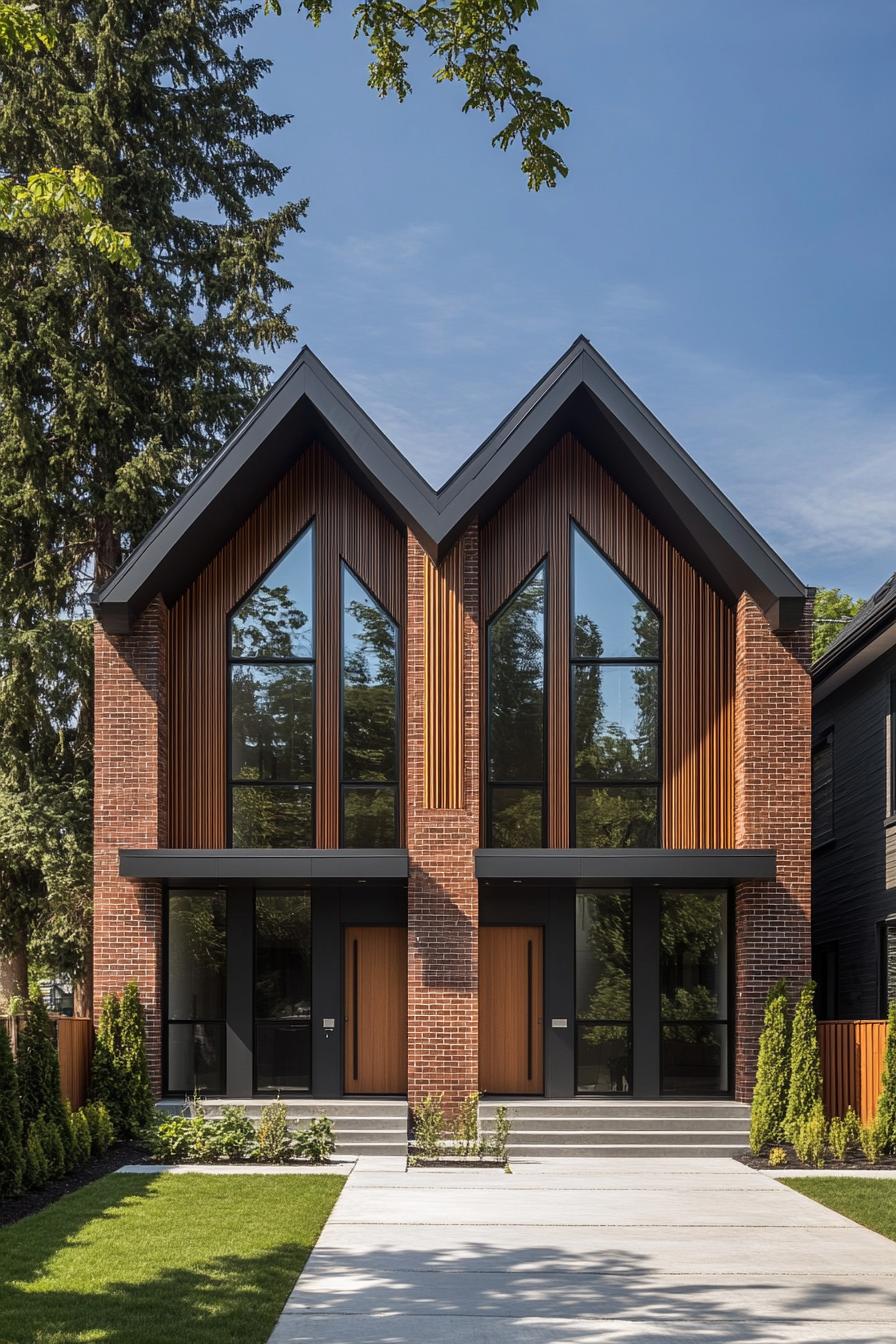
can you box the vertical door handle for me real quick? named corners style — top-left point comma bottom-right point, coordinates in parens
top-left (352, 938), bottom-right (359, 1082)
top-left (527, 938), bottom-right (533, 1082)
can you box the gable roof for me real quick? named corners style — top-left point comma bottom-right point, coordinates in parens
top-left (92, 336), bottom-right (807, 633)
top-left (813, 572), bottom-right (896, 699)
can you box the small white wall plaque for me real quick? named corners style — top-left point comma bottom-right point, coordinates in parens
top-left (551, 1017), bottom-right (568, 1029)
top-left (322, 1017), bottom-right (335, 1030)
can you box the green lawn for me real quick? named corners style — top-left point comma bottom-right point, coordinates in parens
top-left (782, 1178), bottom-right (896, 1243)
top-left (0, 1172), bottom-right (345, 1344)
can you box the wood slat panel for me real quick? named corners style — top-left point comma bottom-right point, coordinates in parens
top-left (169, 442), bottom-right (405, 847)
top-left (819, 1019), bottom-right (888, 1125)
top-left (480, 433), bottom-right (735, 848)
top-left (424, 541), bottom-right (464, 809)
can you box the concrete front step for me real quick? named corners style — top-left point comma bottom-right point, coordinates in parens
top-left (479, 1100), bottom-right (749, 1158)
top-left (480, 1116), bottom-right (749, 1133)
top-left (482, 1129), bottom-right (748, 1146)
top-left (156, 1098), bottom-right (409, 1157)
top-left (508, 1142), bottom-right (748, 1158)
top-left (479, 1101), bottom-right (749, 1119)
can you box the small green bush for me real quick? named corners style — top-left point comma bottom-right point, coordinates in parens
top-left (0, 1024), bottom-right (24, 1197)
top-left (32, 1114), bottom-right (66, 1180)
top-left (749, 980), bottom-right (789, 1154)
top-left (70, 1108), bottom-right (93, 1167)
top-left (793, 1099), bottom-right (827, 1167)
top-left (828, 1115), bottom-right (849, 1162)
top-left (843, 1105), bottom-right (862, 1150)
top-left (768, 1146), bottom-right (787, 1168)
top-left (412, 1094), bottom-right (445, 1160)
top-left (16, 996), bottom-right (72, 1168)
top-left (490, 1104), bottom-right (512, 1165)
top-left (90, 983), bottom-right (155, 1139)
top-left (255, 1101), bottom-right (291, 1162)
top-left (24, 1128), bottom-right (48, 1190)
top-left (861, 1123), bottom-right (883, 1164)
top-left (453, 1092), bottom-right (480, 1157)
top-left (151, 1115), bottom-right (192, 1162)
top-left (784, 982), bottom-right (822, 1143)
top-left (875, 1001), bottom-right (896, 1155)
top-left (215, 1107), bottom-right (255, 1161)
top-left (84, 1101), bottom-right (115, 1155)
top-left (296, 1116), bottom-right (335, 1164)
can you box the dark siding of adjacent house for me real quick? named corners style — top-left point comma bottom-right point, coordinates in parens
top-left (813, 644), bottom-right (896, 1017)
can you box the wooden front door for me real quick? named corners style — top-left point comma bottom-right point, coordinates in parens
top-left (479, 926), bottom-right (544, 1095)
top-left (344, 926), bottom-right (408, 1094)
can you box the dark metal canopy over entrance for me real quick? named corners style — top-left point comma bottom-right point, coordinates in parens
top-left (475, 847), bottom-right (776, 883)
top-left (120, 847), bottom-right (409, 882)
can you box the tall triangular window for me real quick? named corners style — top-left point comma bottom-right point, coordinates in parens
top-left (341, 565), bottom-right (399, 846)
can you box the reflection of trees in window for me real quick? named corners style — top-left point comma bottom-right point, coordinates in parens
top-left (487, 565), bottom-right (546, 846)
top-left (229, 525), bottom-right (314, 847)
top-left (571, 526), bottom-right (660, 846)
top-left (341, 566), bottom-right (398, 846)
top-left (575, 890), bottom-right (632, 1093)
top-left (660, 890), bottom-right (728, 1053)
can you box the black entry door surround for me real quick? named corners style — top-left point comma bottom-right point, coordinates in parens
top-left (479, 882), bottom-right (734, 1099)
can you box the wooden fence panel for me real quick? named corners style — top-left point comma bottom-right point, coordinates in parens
top-left (818, 1020), bottom-right (887, 1125)
top-left (2, 1014), bottom-right (93, 1110)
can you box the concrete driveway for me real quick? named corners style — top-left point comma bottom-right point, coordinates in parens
top-left (269, 1157), bottom-right (896, 1343)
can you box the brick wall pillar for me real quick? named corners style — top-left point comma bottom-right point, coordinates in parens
top-left (93, 597), bottom-right (168, 1095)
top-left (734, 592), bottom-right (812, 1101)
top-left (406, 527), bottom-right (480, 1115)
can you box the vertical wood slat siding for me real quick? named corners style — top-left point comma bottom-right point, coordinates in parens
top-left (480, 433), bottom-right (735, 848)
top-left (424, 542), bottom-right (465, 809)
top-left (169, 442), bottom-right (405, 848)
top-left (818, 1019), bottom-right (888, 1125)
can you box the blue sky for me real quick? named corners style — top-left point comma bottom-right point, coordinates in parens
top-left (238, 1), bottom-right (896, 596)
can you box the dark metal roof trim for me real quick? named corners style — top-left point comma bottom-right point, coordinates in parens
top-left (813, 571), bottom-right (896, 687)
top-left (475, 848), bottom-right (776, 881)
top-left (119, 848), bottom-right (409, 881)
top-left (93, 337), bottom-right (806, 632)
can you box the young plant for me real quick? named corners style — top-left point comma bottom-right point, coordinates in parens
top-left (255, 1101), bottom-right (291, 1162)
top-left (490, 1104), bottom-right (512, 1167)
top-left (151, 1115), bottom-right (192, 1163)
top-left (0, 1023), bottom-right (24, 1196)
top-left (453, 1093), bottom-right (480, 1157)
top-left (861, 1123), bottom-right (883, 1165)
top-left (84, 1101), bottom-right (115, 1155)
top-left (767, 1146), bottom-right (787, 1168)
top-left (215, 1107), bottom-right (255, 1161)
top-left (792, 1099), bottom-right (827, 1168)
top-left (412, 1094), bottom-right (445, 1160)
top-left (828, 1115), bottom-right (849, 1162)
top-left (70, 1108), bottom-right (93, 1167)
top-left (296, 1116), bottom-right (335, 1164)
top-left (874, 1000), bottom-right (896, 1155)
top-left (24, 1128), bottom-right (48, 1190)
top-left (32, 1114), bottom-right (66, 1180)
top-left (749, 980), bottom-right (789, 1154)
top-left (784, 982), bottom-right (822, 1143)
top-left (843, 1105), bottom-right (862, 1150)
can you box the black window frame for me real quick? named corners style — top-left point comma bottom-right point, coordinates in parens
top-left (339, 560), bottom-right (401, 848)
top-left (574, 887), bottom-right (633, 1095)
top-left (227, 521), bottom-right (316, 848)
top-left (812, 725), bottom-right (835, 850)
top-left (485, 560), bottom-right (549, 848)
top-left (253, 887), bottom-right (313, 1095)
top-left (569, 521), bottom-right (662, 848)
top-left (163, 887), bottom-right (228, 1097)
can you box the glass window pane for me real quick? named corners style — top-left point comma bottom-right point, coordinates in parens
top-left (489, 786), bottom-right (543, 847)
top-left (661, 890), bottom-right (728, 1021)
top-left (576, 1024), bottom-right (631, 1095)
top-left (231, 664), bottom-right (313, 782)
top-left (488, 566), bottom-right (545, 783)
top-left (662, 1023), bottom-right (728, 1095)
top-left (255, 1022), bottom-right (311, 1093)
top-left (342, 568), bottom-right (398, 783)
top-left (232, 784), bottom-right (312, 847)
top-left (343, 786), bottom-right (397, 847)
top-left (167, 891), bottom-right (226, 1021)
top-left (574, 785), bottom-right (658, 848)
top-left (231, 525), bottom-right (314, 659)
top-left (572, 526), bottom-right (659, 659)
top-left (255, 891), bottom-right (311, 1020)
top-left (575, 891), bottom-right (631, 1022)
top-left (167, 1022), bottom-right (225, 1094)
top-left (573, 664), bottom-right (659, 781)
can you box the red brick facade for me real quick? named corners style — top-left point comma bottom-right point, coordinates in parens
top-left (733, 592), bottom-right (813, 1101)
top-left (93, 598), bottom-right (168, 1094)
top-left (405, 528), bottom-right (481, 1113)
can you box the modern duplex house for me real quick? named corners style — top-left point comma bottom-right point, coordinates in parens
top-left (812, 577), bottom-right (896, 1018)
top-left (91, 338), bottom-right (811, 1146)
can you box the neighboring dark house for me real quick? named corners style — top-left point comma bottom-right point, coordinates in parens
top-left (812, 575), bottom-right (896, 1018)
top-left (91, 336), bottom-right (811, 1126)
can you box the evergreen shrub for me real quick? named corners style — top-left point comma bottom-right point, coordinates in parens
top-left (0, 1025), bottom-right (24, 1196)
top-left (749, 980), bottom-right (789, 1154)
top-left (24, 1129), bottom-right (48, 1190)
top-left (784, 982), bottom-right (822, 1143)
top-left (874, 1000), bottom-right (896, 1154)
top-left (90, 983), bottom-right (154, 1138)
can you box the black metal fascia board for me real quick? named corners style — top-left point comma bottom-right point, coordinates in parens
top-left (119, 847), bottom-right (409, 881)
top-left (474, 848), bottom-right (777, 881)
top-left (813, 590), bottom-right (896, 685)
top-left (93, 336), bottom-right (806, 631)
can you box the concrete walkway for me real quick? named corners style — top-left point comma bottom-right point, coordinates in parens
top-left (269, 1157), bottom-right (896, 1343)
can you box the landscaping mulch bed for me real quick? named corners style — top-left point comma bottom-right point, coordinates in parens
top-left (736, 1148), bottom-right (896, 1172)
top-left (0, 1141), bottom-right (149, 1228)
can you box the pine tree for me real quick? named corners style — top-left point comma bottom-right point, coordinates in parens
top-left (784, 982), bottom-right (823, 1143)
top-left (874, 1000), bottom-right (896, 1154)
top-left (749, 980), bottom-right (790, 1154)
top-left (118, 981), bottom-right (154, 1137)
top-left (14, 992), bottom-right (74, 1168)
top-left (0, 0), bottom-right (305, 996)
top-left (89, 991), bottom-right (124, 1135)
top-left (0, 1023), bottom-right (24, 1195)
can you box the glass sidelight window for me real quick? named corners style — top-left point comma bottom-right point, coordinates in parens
top-left (255, 890), bottom-right (311, 1092)
top-left (229, 524), bottom-right (315, 847)
top-left (341, 565), bottom-right (400, 846)
top-left (575, 890), bottom-right (632, 1093)
top-left (660, 889), bottom-right (729, 1094)
top-left (571, 525), bottom-right (660, 847)
top-left (486, 564), bottom-right (547, 846)
top-left (166, 890), bottom-right (227, 1093)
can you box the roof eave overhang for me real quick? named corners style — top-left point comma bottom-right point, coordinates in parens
top-left (813, 616), bottom-right (896, 703)
top-left (475, 847), bottom-right (776, 882)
